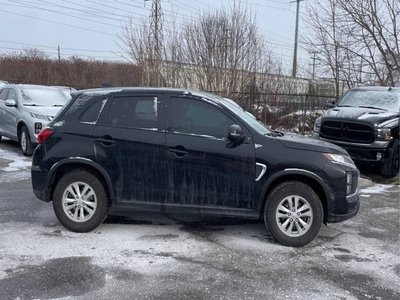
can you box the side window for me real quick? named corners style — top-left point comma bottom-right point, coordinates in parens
top-left (80, 99), bottom-right (106, 124)
top-left (0, 88), bottom-right (9, 101)
top-left (104, 96), bottom-right (158, 129)
top-left (169, 97), bottom-right (234, 138)
top-left (7, 89), bottom-right (18, 101)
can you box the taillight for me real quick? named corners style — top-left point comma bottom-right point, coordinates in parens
top-left (37, 128), bottom-right (55, 144)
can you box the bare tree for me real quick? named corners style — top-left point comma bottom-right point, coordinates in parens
top-left (304, 0), bottom-right (400, 92)
top-left (119, 4), bottom-right (276, 95)
top-left (179, 5), bottom-right (274, 94)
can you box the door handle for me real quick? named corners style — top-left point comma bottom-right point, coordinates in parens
top-left (168, 146), bottom-right (188, 158)
top-left (95, 136), bottom-right (115, 147)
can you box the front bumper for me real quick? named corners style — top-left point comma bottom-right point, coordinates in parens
top-left (314, 133), bottom-right (390, 166)
top-left (326, 193), bottom-right (360, 223)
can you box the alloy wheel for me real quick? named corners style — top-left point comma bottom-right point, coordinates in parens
top-left (275, 195), bottom-right (313, 237)
top-left (62, 182), bottom-right (97, 223)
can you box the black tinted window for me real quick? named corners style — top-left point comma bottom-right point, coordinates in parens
top-left (105, 96), bottom-right (158, 129)
top-left (80, 100), bottom-right (106, 124)
top-left (169, 97), bottom-right (233, 138)
top-left (0, 89), bottom-right (8, 100)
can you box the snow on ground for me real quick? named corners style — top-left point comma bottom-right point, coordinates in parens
top-left (0, 146), bottom-right (31, 183)
top-left (359, 184), bottom-right (393, 194)
top-left (0, 147), bottom-right (31, 172)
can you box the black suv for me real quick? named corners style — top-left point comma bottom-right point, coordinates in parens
top-left (32, 88), bottom-right (360, 247)
top-left (313, 86), bottom-right (399, 177)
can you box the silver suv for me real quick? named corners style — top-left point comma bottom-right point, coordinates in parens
top-left (0, 84), bottom-right (70, 155)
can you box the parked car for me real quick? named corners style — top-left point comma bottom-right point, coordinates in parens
top-left (0, 80), bottom-right (8, 88)
top-left (31, 88), bottom-right (360, 247)
top-left (0, 84), bottom-right (70, 155)
top-left (313, 86), bottom-right (399, 177)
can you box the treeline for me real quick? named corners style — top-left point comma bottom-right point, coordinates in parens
top-left (0, 51), bottom-right (141, 89)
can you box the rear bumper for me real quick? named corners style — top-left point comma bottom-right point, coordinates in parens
top-left (31, 165), bottom-right (51, 202)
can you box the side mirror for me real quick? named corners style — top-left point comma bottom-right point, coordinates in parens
top-left (5, 99), bottom-right (17, 107)
top-left (326, 100), bottom-right (336, 109)
top-left (228, 124), bottom-right (245, 143)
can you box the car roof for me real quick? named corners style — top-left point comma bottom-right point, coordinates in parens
top-left (76, 87), bottom-right (223, 102)
top-left (6, 84), bottom-right (63, 90)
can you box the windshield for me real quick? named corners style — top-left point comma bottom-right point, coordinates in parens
top-left (21, 88), bottom-right (69, 107)
top-left (220, 97), bottom-right (271, 135)
top-left (338, 89), bottom-right (400, 111)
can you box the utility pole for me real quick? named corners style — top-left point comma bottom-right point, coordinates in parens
top-left (291, 0), bottom-right (304, 78)
top-left (145, 0), bottom-right (163, 86)
top-left (309, 50), bottom-right (319, 79)
top-left (57, 45), bottom-right (61, 61)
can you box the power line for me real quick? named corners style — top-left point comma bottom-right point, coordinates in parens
top-left (0, 8), bottom-right (115, 36)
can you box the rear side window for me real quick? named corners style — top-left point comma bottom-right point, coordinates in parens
top-left (104, 96), bottom-right (158, 129)
top-left (0, 89), bottom-right (8, 100)
top-left (80, 99), bottom-right (106, 124)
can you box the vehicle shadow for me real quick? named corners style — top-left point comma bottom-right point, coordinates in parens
top-left (358, 164), bottom-right (400, 185)
top-left (0, 138), bottom-right (23, 152)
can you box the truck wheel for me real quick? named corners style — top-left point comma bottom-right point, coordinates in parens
top-left (381, 139), bottom-right (399, 178)
top-left (53, 170), bottom-right (109, 232)
top-left (264, 181), bottom-right (323, 247)
top-left (20, 126), bottom-right (34, 156)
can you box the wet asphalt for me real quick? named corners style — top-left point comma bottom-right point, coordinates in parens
top-left (0, 138), bottom-right (399, 300)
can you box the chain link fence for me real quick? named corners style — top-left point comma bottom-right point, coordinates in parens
top-left (209, 91), bottom-right (336, 135)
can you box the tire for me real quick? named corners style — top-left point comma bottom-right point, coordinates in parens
top-left (53, 170), bottom-right (109, 232)
top-left (19, 126), bottom-right (34, 156)
top-left (264, 181), bottom-right (323, 247)
top-left (381, 139), bottom-right (399, 178)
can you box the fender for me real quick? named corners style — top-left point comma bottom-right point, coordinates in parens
top-left (47, 157), bottom-right (115, 202)
top-left (257, 168), bottom-right (331, 212)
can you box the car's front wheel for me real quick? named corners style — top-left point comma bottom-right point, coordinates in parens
top-left (19, 126), bottom-right (34, 156)
top-left (53, 170), bottom-right (108, 232)
top-left (264, 181), bottom-right (323, 247)
top-left (381, 139), bottom-right (399, 178)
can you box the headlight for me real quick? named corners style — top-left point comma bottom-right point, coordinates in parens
top-left (323, 153), bottom-right (355, 167)
top-left (30, 112), bottom-right (50, 121)
top-left (313, 117), bottom-right (321, 133)
top-left (376, 128), bottom-right (393, 141)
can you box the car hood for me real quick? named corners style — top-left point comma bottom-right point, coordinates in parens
top-left (322, 106), bottom-right (399, 124)
top-left (276, 133), bottom-right (347, 154)
top-left (22, 106), bottom-right (62, 117)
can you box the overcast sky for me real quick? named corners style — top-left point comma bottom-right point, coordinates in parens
top-left (0, 0), bottom-right (310, 76)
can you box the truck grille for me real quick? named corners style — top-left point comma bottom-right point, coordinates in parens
top-left (320, 121), bottom-right (374, 144)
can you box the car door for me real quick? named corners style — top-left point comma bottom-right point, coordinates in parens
top-left (164, 95), bottom-right (256, 210)
top-left (4, 88), bottom-right (19, 138)
top-left (93, 93), bottom-right (168, 209)
top-left (0, 88), bottom-right (9, 135)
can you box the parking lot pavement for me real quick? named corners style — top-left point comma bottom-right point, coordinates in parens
top-left (0, 139), bottom-right (399, 300)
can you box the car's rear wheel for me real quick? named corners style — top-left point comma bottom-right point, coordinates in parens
top-left (19, 126), bottom-right (34, 156)
top-left (264, 181), bottom-right (323, 247)
top-left (381, 139), bottom-right (399, 178)
top-left (53, 170), bottom-right (108, 232)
